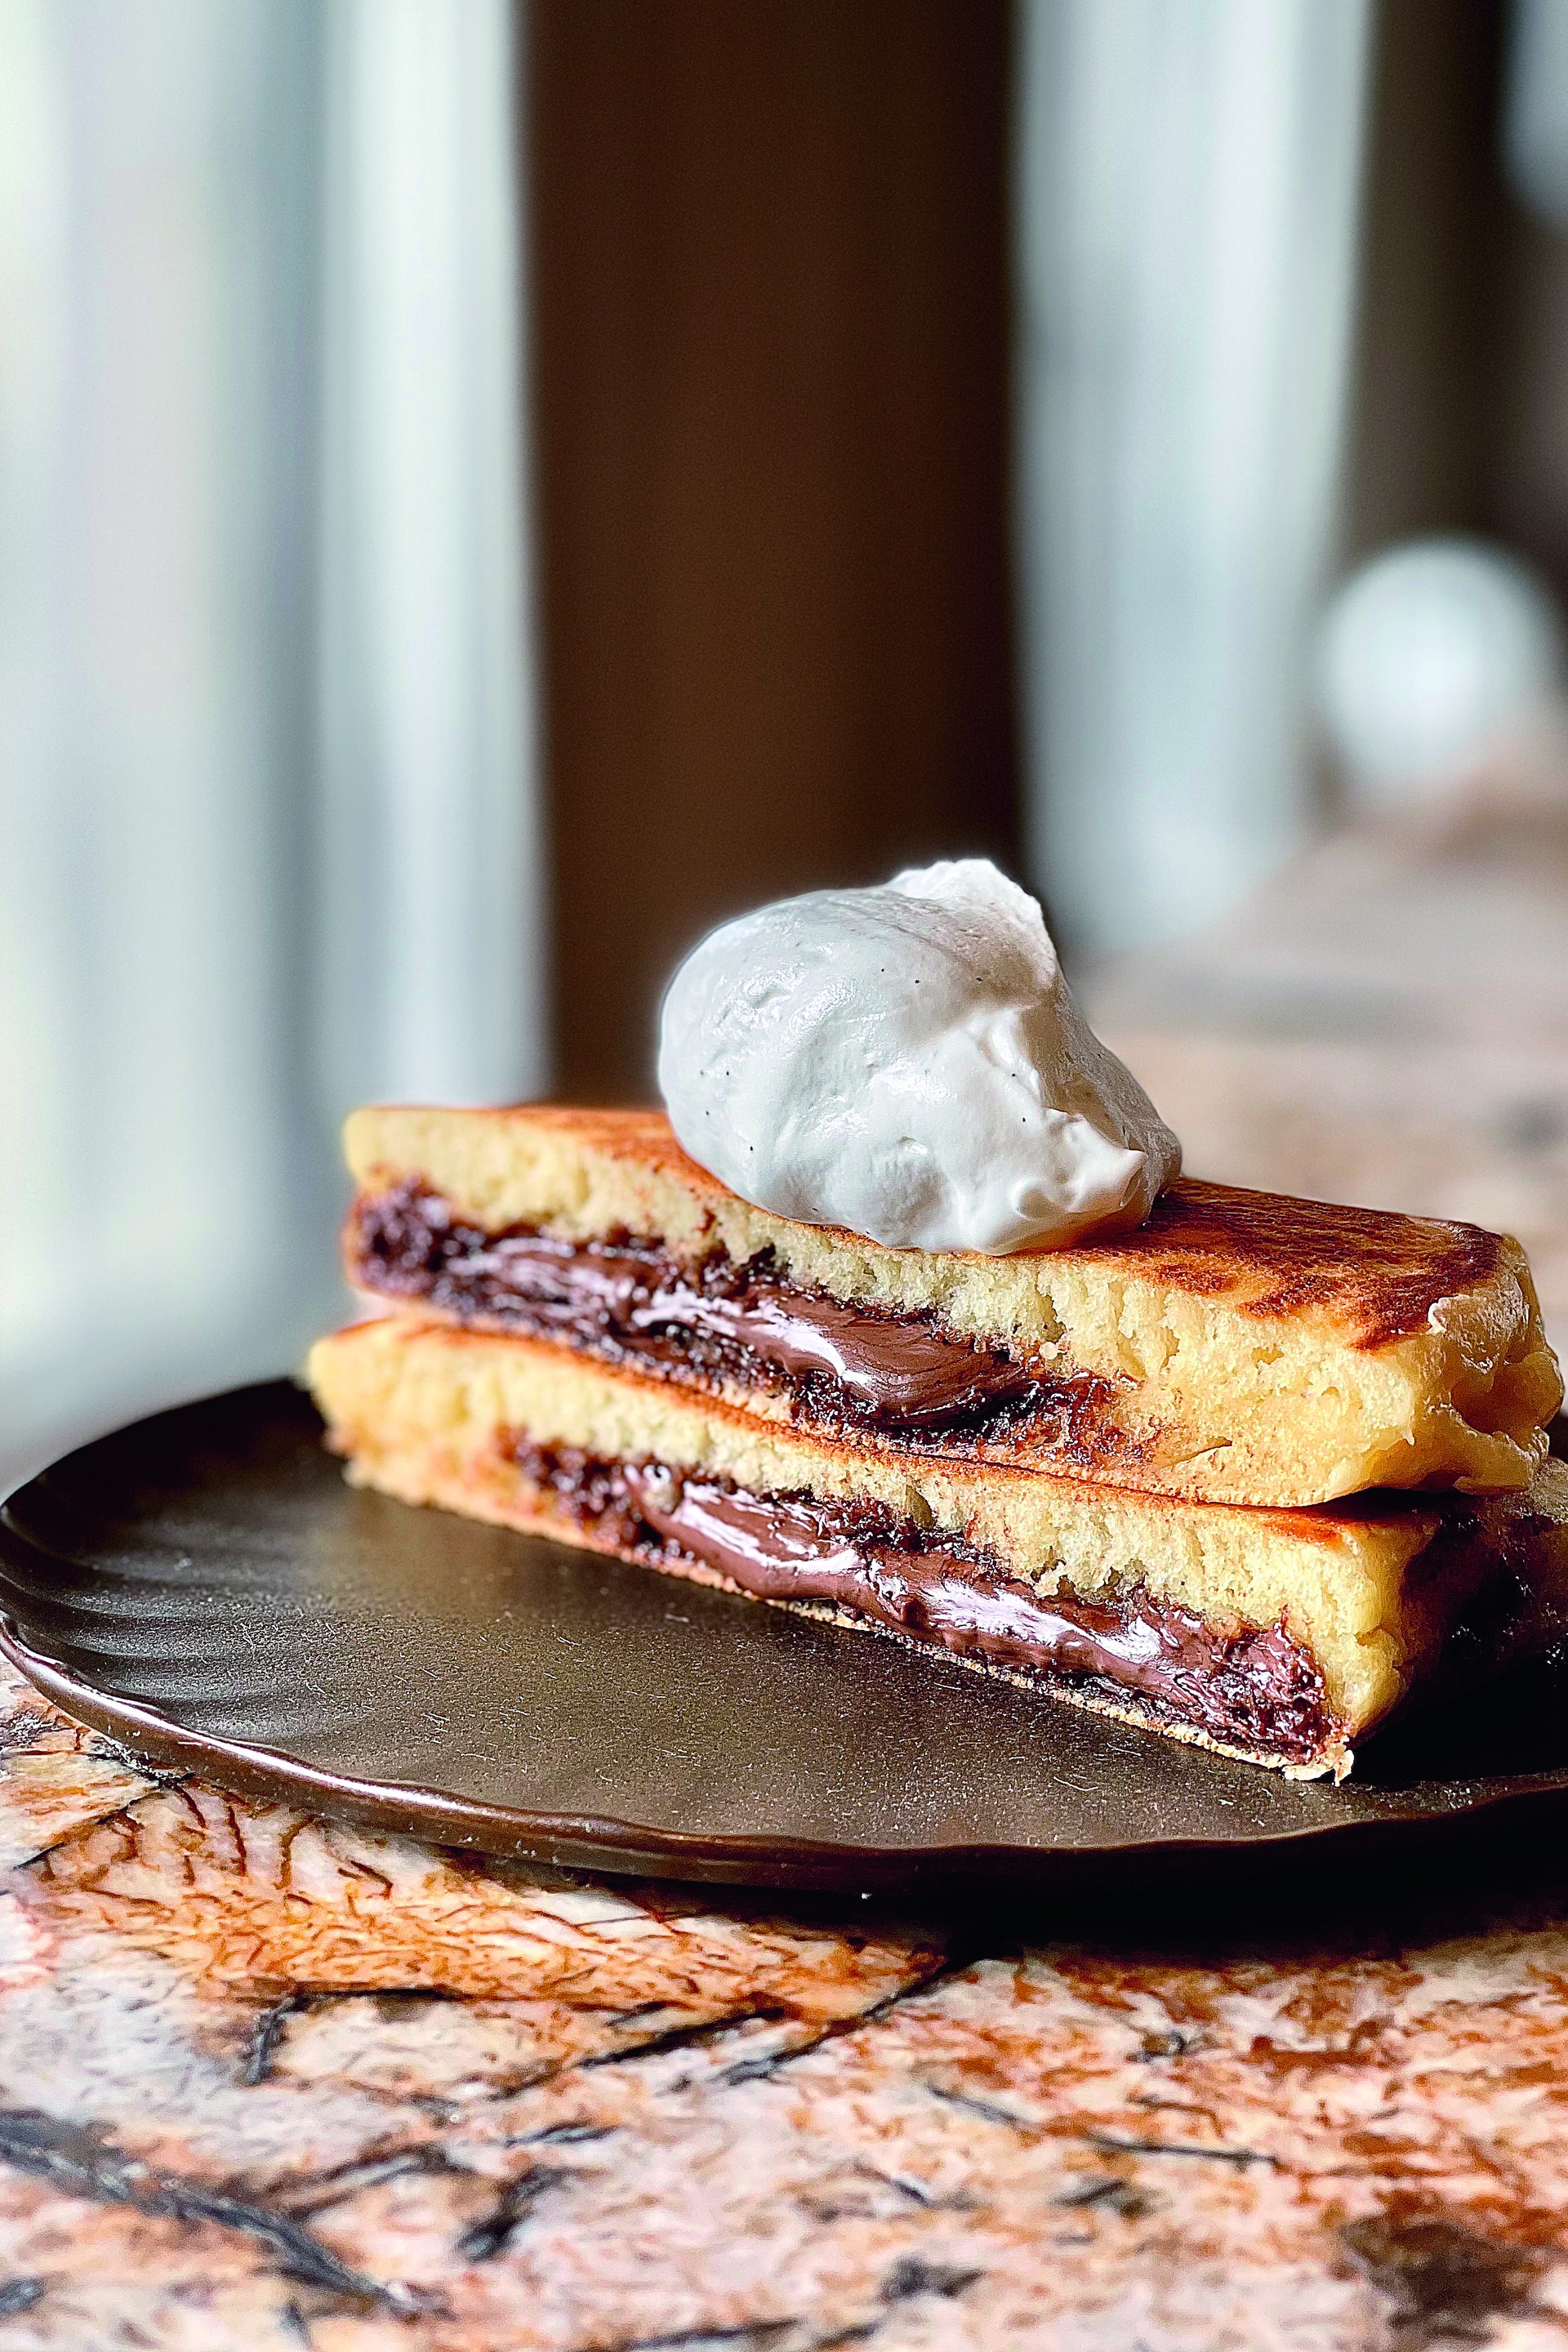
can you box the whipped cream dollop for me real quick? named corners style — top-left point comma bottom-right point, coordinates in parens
top-left (657, 859), bottom-right (1181, 1254)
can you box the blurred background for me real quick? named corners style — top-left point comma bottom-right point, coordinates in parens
top-left (5, 0), bottom-right (1568, 1489)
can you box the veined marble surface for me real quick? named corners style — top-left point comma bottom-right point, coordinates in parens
top-left (1, 1655), bottom-right (1568, 2348)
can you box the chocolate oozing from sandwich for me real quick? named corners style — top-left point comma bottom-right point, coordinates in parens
top-left (508, 1437), bottom-right (1342, 1767)
top-left (350, 1180), bottom-right (1116, 1445)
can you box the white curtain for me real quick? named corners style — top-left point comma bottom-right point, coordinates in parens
top-left (317, 0), bottom-right (543, 1113)
top-left (1508, 0), bottom-right (1568, 225)
top-left (0, 0), bottom-right (543, 1490)
top-left (1015, 0), bottom-right (1371, 956)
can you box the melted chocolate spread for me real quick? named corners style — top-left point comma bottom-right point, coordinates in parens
top-left (350, 1180), bottom-right (1116, 1446)
top-left (510, 1438), bottom-right (1339, 1764)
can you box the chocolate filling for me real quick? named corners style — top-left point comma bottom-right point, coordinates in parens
top-left (510, 1437), bottom-right (1340, 1765)
top-left (350, 1180), bottom-right (1120, 1447)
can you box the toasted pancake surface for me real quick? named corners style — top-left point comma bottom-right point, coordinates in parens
top-left (342, 1104), bottom-right (1562, 1505)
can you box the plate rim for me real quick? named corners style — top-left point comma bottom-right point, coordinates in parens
top-left (5, 1378), bottom-right (1568, 1894)
top-left (11, 1610), bottom-right (1568, 1893)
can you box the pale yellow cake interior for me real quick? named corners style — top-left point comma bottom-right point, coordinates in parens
top-left (341, 1103), bottom-right (1562, 1506)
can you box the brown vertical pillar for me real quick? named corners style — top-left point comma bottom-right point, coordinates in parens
top-left (528, 0), bottom-right (1017, 1099)
top-left (1339, 0), bottom-right (1512, 567)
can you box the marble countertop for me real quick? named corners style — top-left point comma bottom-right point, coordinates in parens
top-left (2, 1645), bottom-right (1567, 2351)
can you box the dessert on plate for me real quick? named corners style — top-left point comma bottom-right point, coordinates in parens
top-left (308, 860), bottom-right (1566, 1778)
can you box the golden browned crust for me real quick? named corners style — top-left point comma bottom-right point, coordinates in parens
top-left (341, 1104), bottom-right (1563, 1506)
top-left (1085, 1180), bottom-right (1514, 1347)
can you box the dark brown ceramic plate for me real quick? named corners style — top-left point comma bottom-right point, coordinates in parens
top-left (2, 1380), bottom-right (1568, 1895)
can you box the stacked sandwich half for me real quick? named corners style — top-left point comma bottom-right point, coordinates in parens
top-left (307, 1103), bottom-right (1567, 1779)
